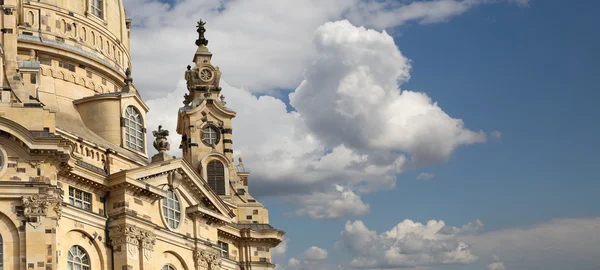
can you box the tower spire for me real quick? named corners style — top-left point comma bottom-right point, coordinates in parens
top-left (196, 19), bottom-right (209, 47)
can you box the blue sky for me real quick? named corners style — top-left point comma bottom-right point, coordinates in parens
top-left (260, 0), bottom-right (600, 268)
top-left (129, 0), bottom-right (600, 269)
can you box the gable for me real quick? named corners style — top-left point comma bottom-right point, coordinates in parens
top-left (126, 158), bottom-right (235, 221)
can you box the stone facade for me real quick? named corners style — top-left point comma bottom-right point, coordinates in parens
top-left (0, 2), bottom-right (283, 270)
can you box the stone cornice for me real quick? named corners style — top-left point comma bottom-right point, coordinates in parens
top-left (106, 172), bottom-right (166, 202)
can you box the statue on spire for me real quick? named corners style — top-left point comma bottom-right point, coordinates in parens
top-left (196, 19), bottom-right (209, 47)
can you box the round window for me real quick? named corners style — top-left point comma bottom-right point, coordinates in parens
top-left (202, 126), bottom-right (220, 146)
top-left (162, 189), bottom-right (181, 229)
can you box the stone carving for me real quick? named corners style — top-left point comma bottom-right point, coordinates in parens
top-left (194, 248), bottom-right (222, 270)
top-left (22, 194), bottom-right (48, 216)
top-left (109, 224), bottom-right (156, 260)
top-left (53, 202), bottom-right (62, 219)
top-left (196, 19), bottom-right (209, 47)
top-left (124, 67), bottom-right (133, 86)
top-left (219, 95), bottom-right (226, 106)
top-left (167, 169), bottom-right (183, 189)
top-left (183, 93), bottom-right (192, 106)
top-left (152, 125), bottom-right (170, 152)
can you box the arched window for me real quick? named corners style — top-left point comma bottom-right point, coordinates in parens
top-left (162, 265), bottom-right (176, 270)
top-left (0, 234), bottom-right (3, 270)
top-left (67, 245), bottom-right (90, 270)
top-left (162, 189), bottom-right (181, 229)
top-left (207, 160), bottom-right (225, 195)
top-left (124, 106), bottom-right (144, 152)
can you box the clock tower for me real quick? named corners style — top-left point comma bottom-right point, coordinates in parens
top-left (177, 20), bottom-right (237, 197)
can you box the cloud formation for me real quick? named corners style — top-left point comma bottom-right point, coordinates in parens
top-left (335, 219), bottom-right (481, 268)
top-left (125, 0), bottom-right (528, 98)
top-left (462, 217), bottom-right (600, 270)
top-left (330, 217), bottom-right (600, 270)
top-left (143, 16), bottom-right (487, 218)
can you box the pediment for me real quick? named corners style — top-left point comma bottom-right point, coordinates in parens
top-left (123, 158), bottom-right (235, 221)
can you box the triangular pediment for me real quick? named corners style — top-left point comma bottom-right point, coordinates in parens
top-left (124, 158), bottom-right (235, 221)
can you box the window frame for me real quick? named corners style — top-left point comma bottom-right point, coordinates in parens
top-left (67, 245), bottom-right (91, 270)
top-left (217, 241), bottom-right (229, 258)
top-left (161, 189), bottom-right (182, 230)
top-left (124, 106), bottom-right (145, 152)
top-left (206, 160), bottom-right (226, 195)
top-left (201, 125), bottom-right (220, 146)
top-left (69, 186), bottom-right (92, 211)
top-left (90, 0), bottom-right (103, 19)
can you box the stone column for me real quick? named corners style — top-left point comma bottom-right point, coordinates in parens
top-left (22, 193), bottom-right (61, 270)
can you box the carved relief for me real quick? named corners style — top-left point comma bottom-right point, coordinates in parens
top-left (22, 194), bottom-right (48, 216)
top-left (109, 224), bottom-right (156, 260)
top-left (194, 248), bottom-right (222, 270)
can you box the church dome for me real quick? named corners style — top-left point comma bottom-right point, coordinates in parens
top-left (4, 0), bottom-right (149, 164)
top-left (17, 0), bottom-right (131, 98)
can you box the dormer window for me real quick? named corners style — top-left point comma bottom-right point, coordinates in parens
top-left (202, 126), bottom-right (219, 146)
top-left (91, 0), bottom-right (103, 18)
top-left (125, 106), bottom-right (144, 152)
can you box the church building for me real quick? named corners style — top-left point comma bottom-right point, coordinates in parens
top-left (0, 0), bottom-right (284, 269)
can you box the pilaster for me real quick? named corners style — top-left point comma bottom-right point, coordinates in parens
top-left (108, 224), bottom-right (156, 270)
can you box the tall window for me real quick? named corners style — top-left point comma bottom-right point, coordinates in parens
top-left (217, 241), bottom-right (229, 258)
top-left (202, 126), bottom-right (219, 145)
top-left (91, 0), bottom-right (103, 18)
top-left (207, 160), bottom-right (225, 195)
top-left (69, 187), bottom-right (91, 211)
top-left (162, 189), bottom-right (181, 229)
top-left (0, 234), bottom-right (3, 270)
top-left (125, 106), bottom-right (144, 152)
top-left (67, 245), bottom-right (90, 270)
top-left (162, 266), bottom-right (175, 270)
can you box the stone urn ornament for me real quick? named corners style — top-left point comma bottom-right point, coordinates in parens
top-left (151, 125), bottom-right (172, 162)
top-left (153, 125), bottom-right (170, 152)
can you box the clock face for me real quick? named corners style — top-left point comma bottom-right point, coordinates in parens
top-left (199, 69), bottom-right (213, 82)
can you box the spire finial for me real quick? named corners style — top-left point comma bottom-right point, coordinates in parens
top-left (196, 19), bottom-right (209, 47)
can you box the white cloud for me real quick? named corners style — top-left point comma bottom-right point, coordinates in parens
top-left (461, 217), bottom-right (600, 270)
top-left (331, 217), bottom-right (600, 270)
top-left (126, 0), bottom-right (527, 98)
top-left (271, 238), bottom-right (289, 264)
top-left (293, 185), bottom-right (370, 220)
top-left (488, 262), bottom-right (507, 270)
top-left (288, 257), bottom-right (300, 267)
top-left (302, 246), bottom-right (329, 260)
top-left (336, 219), bottom-right (481, 268)
top-left (135, 0), bottom-right (535, 219)
top-left (416, 172), bottom-right (435, 180)
top-left (491, 130), bottom-right (502, 139)
top-left (145, 19), bottom-right (486, 219)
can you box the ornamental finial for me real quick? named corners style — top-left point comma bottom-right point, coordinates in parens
top-left (152, 125), bottom-right (170, 153)
top-left (196, 19), bottom-right (209, 47)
